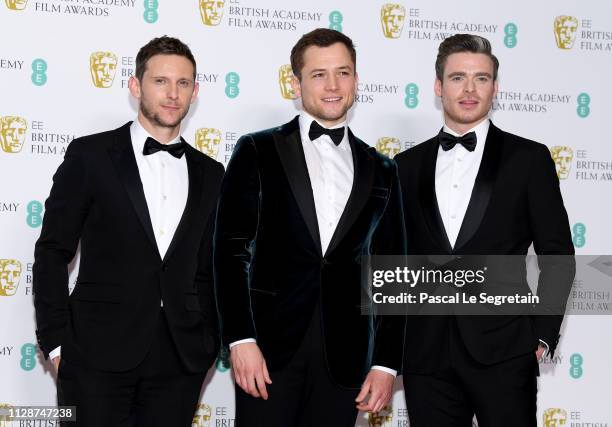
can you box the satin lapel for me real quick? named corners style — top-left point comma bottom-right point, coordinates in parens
top-left (273, 118), bottom-right (322, 255)
top-left (108, 123), bottom-right (160, 258)
top-left (325, 130), bottom-right (374, 256)
top-left (453, 123), bottom-right (504, 252)
top-left (420, 138), bottom-right (453, 253)
top-left (163, 143), bottom-right (204, 262)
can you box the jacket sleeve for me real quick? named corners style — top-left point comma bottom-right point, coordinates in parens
top-left (33, 139), bottom-right (91, 358)
top-left (371, 160), bottom-right (408, 371)
top-left (214, 136), bottom-right (261, 347)
top-left (528, 143), bottom-right (576, 355)
top-left (195, 162), bottom-right (225, 341)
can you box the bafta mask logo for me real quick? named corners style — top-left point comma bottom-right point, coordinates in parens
top-left (0, 259), bottom-right (21, 297)
top-left (195, 128), bottom-right (222, 160)
top-left (4, 0), bottom-right (27, 10)
top-left (191, 404), bottom-right (212, 427)
top-left (376, 137), bottom-right (402, 159)
top-left (0, 116), bottom-right (27, 153)
top-left (368, 405), bottom-right (393, 427)
top-left (543, 408), bottom-right (567, 427)
top-left (554, 16), bottom-right (579, 49)
top-left (199, 0), bottom-right (225, 26)
top-left (89, 51), bottom-right (118, 88)
top-left (279, 64), bottom-right (298, 100)
top-left (381, 4), bottom-right (406, 39)
top-left (550, 146), bottom-right (573, 180)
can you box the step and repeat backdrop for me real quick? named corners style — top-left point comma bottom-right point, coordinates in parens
top-left (1, 0), bottom-right (611, 425)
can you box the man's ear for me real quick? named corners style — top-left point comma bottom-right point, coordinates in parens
top-left (434, 78), bottom-right (442, 97)
top-left (290, 75), bottom-right (302, 98)
top-left (128, 76), bottom-right (141, 100)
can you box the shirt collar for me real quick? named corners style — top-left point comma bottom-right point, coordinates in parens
top-left (298, 111), bottom-right (349, 150)
top-left (442, 118), bottom-right (490, 154)
top-left (130, 117), bottom-right (182, 155)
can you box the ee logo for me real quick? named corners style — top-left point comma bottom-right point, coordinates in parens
top-left (504, 23), bottom-right (518, 48)
top-left (572, 223), bottom-right (586, 248)
top-left (569, 353), bottom-right (583, 379)
top-left (225, 72), bottom-right (240, 99)
top-left (329, 11), bottom-right (343, 32)
top-left (577, 93), bottom-right (590, 118)
top-left (21, 343), bottom-right (37, 371)
top-left (27, 200), bottom-right (44, 228)
top-left (405, 83), bottom-right (419, 109)
top-left (31, 59), bottom-right (47, 86)
top-left (143, 0), bottom-right (158, 23)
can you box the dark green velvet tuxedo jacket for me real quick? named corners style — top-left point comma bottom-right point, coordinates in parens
top-left (214, 116), bottom-right (406, 388)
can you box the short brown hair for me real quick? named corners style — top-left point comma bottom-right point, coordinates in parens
top-left (290, 28), bottom-right (356, 80)
top-left (135, 36), bottom-right (196, 81)
top-left (435, 34), bottom-right (499, 81)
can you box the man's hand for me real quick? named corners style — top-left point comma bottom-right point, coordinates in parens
top-left (355, 369), bottom-right (394, 413)
top-left (52, 356), bottom-right (60, 372)
top-left (535, 344), bottom-right (547, 362)
top-left (230, 342), bottom-right (272, 400)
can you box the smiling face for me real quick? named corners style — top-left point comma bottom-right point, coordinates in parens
top-left (435, 52), bottom-right (498, 134)
top-left (291, 42), bottom-right (357, 127)
top-left (129, 54), bottom-right (198, 140)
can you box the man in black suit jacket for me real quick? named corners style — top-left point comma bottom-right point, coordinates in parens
top-left (33, 37), bottom-right (223, 426)
top-left (395, 34), bottom-right (574, 426)
top-left (214, 29), bottom-right (406, 426)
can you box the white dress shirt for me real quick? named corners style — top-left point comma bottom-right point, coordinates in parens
top-left (130, 119), bottom-right (189, 260)
top-left (231, 112), bottom-right (396, 377)
top-left (49, 118), bottom-right (189, 360)
top-left (299, 111), bottom-right (353, 255)
top-left (435, 119), bottom-right (489, 248)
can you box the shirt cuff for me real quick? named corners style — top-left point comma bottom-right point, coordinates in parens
top-left (371, 365), bottom-right (397, 377)
top-left (49, 346), bottom-right (61, 360)
top-left (538, 339), bottom-right (550, 357)
top-left (229, 338), bottom-right (256, 349)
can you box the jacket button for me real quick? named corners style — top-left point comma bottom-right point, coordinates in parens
top-left (161, 264), bottom-right (168, 272)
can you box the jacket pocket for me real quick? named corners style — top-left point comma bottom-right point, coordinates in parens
top-left (370, 186), bottom-right (390, 199)
top-left (71, 284), bottom-right (123, 303)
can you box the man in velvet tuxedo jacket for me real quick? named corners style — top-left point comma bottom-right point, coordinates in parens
top-left (214, 29), bottom-right (406, 426)
top-left (395, 34), bottom-right (575, 427)
top-left (33, 37), bottom-right (223, 426)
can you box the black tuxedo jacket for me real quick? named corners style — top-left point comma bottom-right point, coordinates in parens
top-left (33, 122), bottom-right (223, 373)
top-left (214, 117), bottom-right (406, 388)
top-left (395, 122), bottom-right (575, 373)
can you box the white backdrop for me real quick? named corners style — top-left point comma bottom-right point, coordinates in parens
top-left (1, 0), bottom-right (611, 425)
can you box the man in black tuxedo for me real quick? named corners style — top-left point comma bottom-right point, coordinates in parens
top-left (33, 36), bottom-right (223, 426)
top-left (395, 34), bottom-right (574, 426)
top-left (214, 29), bottom-right (406, 426)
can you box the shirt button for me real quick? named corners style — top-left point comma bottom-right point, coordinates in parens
top-left (160, 229), bottom-right (165, 235)
top-left (451, 214), bottom-right (456, 219)
top-left (161, 163), bottom-right (166, 169)
top-left (162, 195), bottom-right (167, 201)
top-left (453, 184), bottom-right (458, 189)
top-left (457, 158), bottom-right (462, 162)
top-left (328, 222), bottom-right (333, 227)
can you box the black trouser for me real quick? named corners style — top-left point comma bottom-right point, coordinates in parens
top-left (235, 307), bottom-right (359, 427)
top-left (403, 319), bottom-right (538, 427)
top-left (58, 309), bottom-right (205, 427)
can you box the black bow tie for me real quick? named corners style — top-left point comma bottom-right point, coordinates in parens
top-left (142, 137), bottom-right (187, 159)
top-left (308, 121), bottom-right (345, 146)
top-left (438, 130), bottom-right (477, 152)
